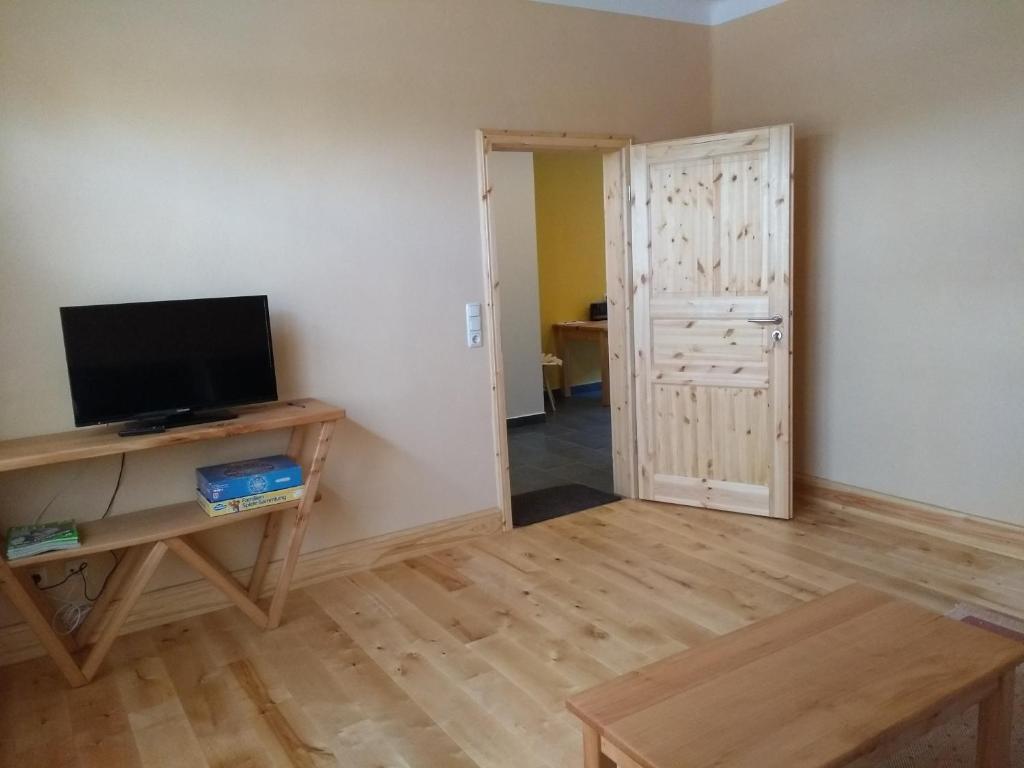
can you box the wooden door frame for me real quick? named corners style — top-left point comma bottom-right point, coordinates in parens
top-left (476, 129), bottom-right (637, 530)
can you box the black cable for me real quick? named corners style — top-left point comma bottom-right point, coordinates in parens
top-left (40, 562), bottom-right (88, 591)
top-left (84, 456), bottom-right (126, 600)
top-left (87, 550), bottom-right (121, 602)
top-left (102, 453), bottom-right (127, 518)
top-left (34, 454), bottom-right (126, 601)
top-left (34, 465), bottom-right (88, 524)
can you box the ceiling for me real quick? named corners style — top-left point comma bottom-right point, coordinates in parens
top-left (531, 0), bottom-right (787, 26)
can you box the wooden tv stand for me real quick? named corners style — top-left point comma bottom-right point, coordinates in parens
top-left (0, 398), bottom-right (344, 687)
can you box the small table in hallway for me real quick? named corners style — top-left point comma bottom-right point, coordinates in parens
top-left (567, 584), bottom-right (1024, 768)
top-left (552, 320), bottom-right (609, 407)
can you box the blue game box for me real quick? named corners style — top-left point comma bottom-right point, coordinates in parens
top-left (196, 455), bottom-right (303, 502)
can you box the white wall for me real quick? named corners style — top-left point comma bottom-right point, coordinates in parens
top-left (490, 152), bottom-right (545, 421)
top-left (711, 0), bottom-right (1024, 526)
top-left (0, 0), bottom-right (711, 623)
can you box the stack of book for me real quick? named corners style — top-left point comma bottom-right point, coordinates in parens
top-left (195, 455), bottom-right (304, 517)
top-left (6, 520), bottom-right (81, 560)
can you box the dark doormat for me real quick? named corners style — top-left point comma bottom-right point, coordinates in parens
top-left (511, 484), bottom-right (620, 527)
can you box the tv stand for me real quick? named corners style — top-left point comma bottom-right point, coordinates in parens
top-left (0, 398), bottom-right (344, 687)
top-left (118, 408), bottom-right (238, 436)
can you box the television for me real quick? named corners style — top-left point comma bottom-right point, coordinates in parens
top-left (60, 296), bottom-right (278, 434)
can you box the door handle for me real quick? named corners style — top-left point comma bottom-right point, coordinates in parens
top-left (747, 315), bottom-right (783, 325)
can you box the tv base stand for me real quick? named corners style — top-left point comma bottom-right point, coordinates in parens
top-left (0, 398), bottom-right (344, 687)
top-left (118, 407), bottom-right (239, 436)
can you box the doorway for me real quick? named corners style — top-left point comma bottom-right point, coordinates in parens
top-left (476, 130), bottom-right (635, 530)
top-left (491, 151), bottom-right (614, 525)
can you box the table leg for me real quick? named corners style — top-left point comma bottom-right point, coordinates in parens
top-left (977, 670), bottom-right (1014, 767)
top-left (552, 327), bottom-right (569, 399)
top-left (248, 510), bottom-right (284, 600)
top-left (76, 547), bottom-right (138, 646)
top-left (267, 420), bottom-right (335, 628)
top-left (582, 723), bottom-right (602, 768)
top-left (166, 536), bottom-right (268, 628)
top-left (81, 540), bottom-right (168, 680)
top-left (0, 554), bottom-right (87, 687)
top-left (247, 424), bottom-right (304, 599)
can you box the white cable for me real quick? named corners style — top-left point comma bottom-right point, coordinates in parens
top-left (51, 601), bottom-right (91, 635)
top-left (43, 570), bottom-right (93, 635)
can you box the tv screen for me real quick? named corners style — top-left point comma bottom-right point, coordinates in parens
top-left (60, 296), bottom-right (278, 427)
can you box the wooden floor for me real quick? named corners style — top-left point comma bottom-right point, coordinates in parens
top-left (2, 493), bottom-right (1023, 768)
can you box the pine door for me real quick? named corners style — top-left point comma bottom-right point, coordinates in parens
top-left (630, 125), bottom-right (793, 517)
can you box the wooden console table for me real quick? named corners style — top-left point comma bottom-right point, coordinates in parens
top-left (552, 321), bottom-right (609, 406)
top-left (0, 398), bottom-right (344, 687)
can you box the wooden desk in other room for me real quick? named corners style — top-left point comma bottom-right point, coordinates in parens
top-left (552, 321), bottom-right (609, 407)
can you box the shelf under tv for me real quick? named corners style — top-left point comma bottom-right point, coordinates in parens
top-left (6, 493), bottom-right (321, 569)
top-left (0, 397), bottom-right (344, 688)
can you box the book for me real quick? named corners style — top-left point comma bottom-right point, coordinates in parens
top-left (6, 520), bottom-right (81, 560)
top-left (196, 455), bottom-right (303, 502)
top-left (196, 485), bottom-right (305, 517)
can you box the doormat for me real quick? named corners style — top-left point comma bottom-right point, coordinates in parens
top-left (511, 484), bottom-right (619, 528)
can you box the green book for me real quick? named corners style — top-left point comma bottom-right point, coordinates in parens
top-left (6, 520), bottom-right (80, 560)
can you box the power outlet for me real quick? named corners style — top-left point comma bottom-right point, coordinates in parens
top-left (28, 564), bottom-right (58, 589)
top-left (30, 562), bottom-right (83, 590)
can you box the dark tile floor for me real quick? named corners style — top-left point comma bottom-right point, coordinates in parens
top-left (508, 391), bottom-right (613, 495)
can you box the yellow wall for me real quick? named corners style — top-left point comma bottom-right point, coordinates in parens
top-left (533, 152), bottom-right (606, 388)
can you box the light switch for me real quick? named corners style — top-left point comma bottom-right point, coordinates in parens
top-left (466, 303), bottom-right (483, 347)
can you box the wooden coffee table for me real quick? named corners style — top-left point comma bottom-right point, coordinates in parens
top-left (567, 584), bottom-right (1024, 768)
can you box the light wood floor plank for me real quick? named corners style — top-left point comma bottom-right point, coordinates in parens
top-left (310, 575), bottom-right (550, 768)
top-left (67, 673), bottom-right (144, 768)
top-left (0, 656), bottom-right (76, 768)
top-left (114, 652), bottom-right (209, 768)
top-left (464, 539), bottom-right (667, 670)
top-left (595, 501), bottom-right (844, 600)
top-left (2, 497), bottom-right (1021, 768)
top-left (514, 522), bottom-right (716, 651)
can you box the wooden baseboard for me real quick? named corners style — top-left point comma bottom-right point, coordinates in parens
top-left (0, 506), bottom-right (502, 668)
top-left (796, 473), bottom-right (1024, 559)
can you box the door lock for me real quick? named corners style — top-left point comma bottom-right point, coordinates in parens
top-left (771, 328), bottom-right (783, 343)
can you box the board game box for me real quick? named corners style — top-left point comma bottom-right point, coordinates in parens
top-left (196, 485), bottom-right (305, 517)
top-left (196, 455), bottom-right (302, 502)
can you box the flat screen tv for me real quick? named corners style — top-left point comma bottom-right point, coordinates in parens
top-left (60, 296), bottom-right (278, 434)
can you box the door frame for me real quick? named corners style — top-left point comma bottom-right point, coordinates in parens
top-left (476, 129), bottom-right (637, 530)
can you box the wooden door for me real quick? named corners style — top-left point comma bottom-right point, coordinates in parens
top-left (630, 125), bottom-right (793, 518)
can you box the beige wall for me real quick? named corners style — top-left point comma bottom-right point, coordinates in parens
top-left (711, 0), bottom-right (1024, 525)
top-left (491, 152), bottom-right (545, 420)
top-left (0, 0), bottom-right (710, 623)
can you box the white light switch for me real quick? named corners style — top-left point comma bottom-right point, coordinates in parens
top-left (466, 303), bottom-right (483, 347)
